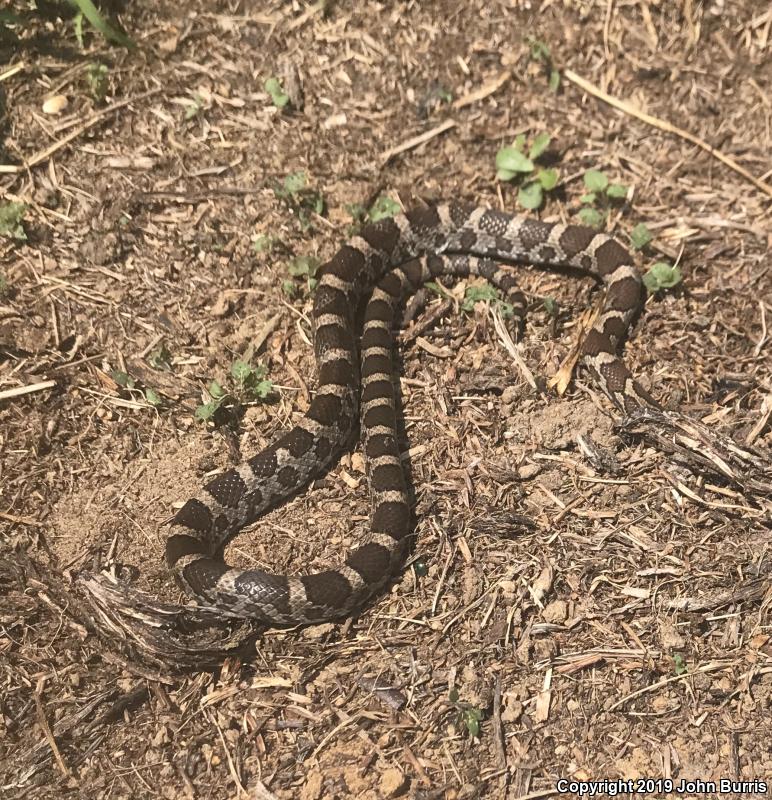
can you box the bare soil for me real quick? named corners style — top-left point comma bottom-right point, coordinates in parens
top-left (1, 2), bottom-right (771, 799)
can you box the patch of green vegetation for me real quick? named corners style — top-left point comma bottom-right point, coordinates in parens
top-left (496, 133), bottom-right (559, 210)
top-left (423, 281), bottom-right (444, 297)
top-left (110, 369), bottom-right (133, 388)
top-left (264, 77), bottom-right (290, 109)
top-left (643, 261), bottom-right (682, 293)
top-left (577, 169), bottom-right (628, 227)
top-left (110, 369), bottom-right (163, 408)
top-left (274, 171), bottom-right (325, 231)
top-left (527, 35), bottom-right (560, 92)
top-left (630, 222), bottom-right (653, 250)
top-left (346, 195), bottom-right (401, 233)
top-left (542, 296), bottom-right (558, 317)
top-left (435, 86), bottom-right (453, 103)
top-left (462, 284), bottom-right (516, 319)
top-left (185, 92), bottom-right (205, 120)
top-left (86, 62), bottom-right (109, 101)
top-left (449, 688), bottom-right (485, 739)
top-left (0, 202), bottom-right (26, 241)
top-left (143, 387), bottom-right (162, 407)
top-left (2, 3), bottom-right (132, 48)
top-left (283, 254), bottom-right (321, 298)
top-left (73, 11), bottom-right (85, 48)
top-left (0, 274), bottom-right (8, 296)
top-left (419, 83), bottom-right (454, 115)
top-left (195, 360), bottom-right (273, 422)
top-left (71, 0), bottom-right (134, 49)
top-left (148, 344), bottom-right (172, 371)
top-left (0, 11), bottom-right (22, 27)
top-left (366, 195), bottom-right (401, 222)
top-left (252, 233), bottom-right (278, 254)
top-left (672, 653), bottom-right (687, 675)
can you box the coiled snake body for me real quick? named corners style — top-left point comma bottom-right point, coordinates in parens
top-left (166, 203), bottom-right (656, 623)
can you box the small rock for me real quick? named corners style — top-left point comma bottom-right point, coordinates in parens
top-left (43, 94), bottom-right (68, 114)
top-left (301, 622), bottom-right (335, 640)
top-left (380, 767), bottom-right (408, 797)
top-left (518, 462), bottom-right (541, 480)
top-left (659, 619), bottom-right (686, 650)
top-left (501, 385), bottom-right (521, 405)
top-left (210, 293), bottom-right (233, 318)
top-left (501, 697), bottom-right (522, 723)
top-left (542, 599), bottom-right (567, 624)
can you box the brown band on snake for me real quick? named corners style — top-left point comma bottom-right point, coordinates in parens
top-left (166, 203), bottom-right (657, 623)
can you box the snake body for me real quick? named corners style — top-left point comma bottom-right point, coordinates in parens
top-left (166, 203), bottom-right (656, 623)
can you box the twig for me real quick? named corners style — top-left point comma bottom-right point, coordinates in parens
top-left (34, 679), bottom-right (71, 779)
top-left (0, 380), bottom-right (56, 401)
top-left (753, 299), bottom-right (767, 358)
top-left (380, 119), bottom-right (457, 164)
top-left (492, 674), bottom-right (507, 771)
top-left (452, 71), bottom-right (511, 110)
top-left (603, 0), bottom-right (614, 59)
top-left (745, 394), bottom-right (771, 447)
top-left (209, 710), bottom-right (246, 797)
top-left (0, 510), bottom-right (42, 526)
top-left (492, 307), bottom-right (537, 389)
top-left (0, 88), bottom-right (163, 174)
top-left (607, 661), bottom-right (731, 711)
top-left (563, 69), bottom-right (772, 199)
top-left (0, 63), bottom-right (24, 83)
top-left (286, 0), bottom-right (325, 31)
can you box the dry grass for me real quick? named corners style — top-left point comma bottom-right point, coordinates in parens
top-left (1, 1), bottom-right (771, 798)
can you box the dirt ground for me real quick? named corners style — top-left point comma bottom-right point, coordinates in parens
top-left (2, 1), bottom-right (772, 798)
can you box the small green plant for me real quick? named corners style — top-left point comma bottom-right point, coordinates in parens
top-left (110, 369), bottom-right (163, 407)
top-left (111, 369), bottom-right (134, 388)
top-left (0, 273), bottom-right (8, 296)
top-left (577, 169), bottom-right (628, 227)
top-left (252, 233), bottom-right (277, 254)
top-left (462, 284), bottom-right (516, 319)
top-left (630, 223), bottom-right (653, 250)
top-left (543, 296), bottom-right (558, 317)
top-left (148, 344), bottom-right (172, 371)
top-left (346, 195), bottom-right (401, 233)
top-left (196, 360), bottom-right (273, 422)
top-left (526, 36), bottom-right (560, 92)
top-left (495, 133), bottom-right (559, 210)
top-left (449, 689), bottom-right (485, 739)
top-left (283, 255), bottom-right (321, 298)
top-left (274, 171), bottom-right (325, 230)
top-left (365, 195), bottom-right (401, 222)
top-left (86, 62), bottom-right (109, 101)
top-left (643, 261), bottom-right (682, 293)
top-left (418, 83), bottom-right (454, 115)
top-left (185, 92), bottom-right (205, 120)
top-left (144, 388), bottom-right (162, 407)
top-left (0, 202), bottom-right (26, 241)
top-left (672, 653), bottom-right (687, 675)
top-left (0, 10), bottom-right (22, 27)
top-left (231, 360), bottom-right (273, 399)
top-left (264, 77), bottom-right (290, 109)
top-left (196, 380), bottom-right (225, 421)
top-left (437, 87), bottom-right (453, 103)
top-left (73, 12), bottom-right (85, 48)
top-left (71, 0), bottom-right (134, 48)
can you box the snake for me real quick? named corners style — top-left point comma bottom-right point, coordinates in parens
top-left (165, 203), bottom-right (657, 624)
